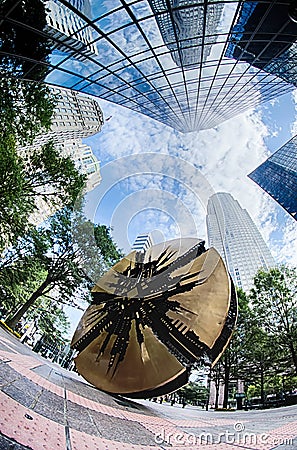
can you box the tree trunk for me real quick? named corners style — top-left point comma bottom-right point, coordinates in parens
top-left (214, 370), bottom-right (220, 409)
top-left (288, 340), bottom-right (297, 375)
top-left (6, 279), bottom-right (50, 329)
top-left (223, 354), bottom-right (230, 409)
top-left (260, 363), bottom-right (265, 405)
top-left (215, 383), bottom-right (219, 409)
top-left (205, 367), bottom-right (211, 411)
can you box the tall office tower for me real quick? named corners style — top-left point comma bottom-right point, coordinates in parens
top-left (148, 0), bottom-right (223, 68)
top-left (3, 1), bottom-right (297, 132)
top-left (248, 135), bottom-right (297, 221)
top-left (18, 87), bottom-right (103, 225)
top-left (132, 234), bottom-right (154, 253)
top-left (206, 193), bottom-right (274, 292)
top-left (45, 0), bottom-right (98, 60)
top-left (59, 139), bottom-right (101, 191)
top-left (29, 139), bottom-right (101, 225)
top-left (225, 1), bottom-right (297, 86)
top-left (19, 87), bottom-right (103, 152)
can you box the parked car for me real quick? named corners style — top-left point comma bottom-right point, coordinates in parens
top-left (246, 397), bottom-right (264, 410)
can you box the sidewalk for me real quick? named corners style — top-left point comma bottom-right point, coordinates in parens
top-left (1, 327), bottom-right (297, 450)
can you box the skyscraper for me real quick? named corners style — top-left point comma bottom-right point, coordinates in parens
top-left (2, 1), bottom-right (296, 132)
top-left (148, 0), bottom-right (223, 68)
top-left (45, 0), bottom-right (98, 60)
top-left (206, 192), bottom-right (274, 292)
top-left (225, 1), bottom-right (297, 86)
top-left (248, 135), bottom-right (297, 221)
top-left (18, 87), bottom-right (103, 225)
top-left (28, 138), bottom-right (101, 225)
top-left (58, 138), bottom-right (101, 191)
top-left (132, 233), bottom-right (154, 252)
top-left (19, 87), bottom-right (104, 151)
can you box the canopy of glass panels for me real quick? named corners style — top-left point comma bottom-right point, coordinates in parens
top-left (1, 0), bottom-right (296, 132)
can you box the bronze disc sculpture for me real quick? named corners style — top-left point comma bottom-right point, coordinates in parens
top-left (71, 238), bottom-right (237, 398)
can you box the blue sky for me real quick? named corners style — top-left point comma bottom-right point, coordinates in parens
top-left (63, 91), bottom-right (297, 338)
top-left (82, 90), bottom-right (297, 266)
top-left (59, 1), bottom-right (297, 336)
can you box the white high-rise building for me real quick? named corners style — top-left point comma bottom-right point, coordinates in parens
top-left (28, 139), bottom-right (101, 225)
top-left (45, 0), bottom-right (98, 60)
top-left (132, 234), bottom-right (154, 253)
top-left (57, 139), bottom-right (101, 191)
top-left (18, 87), bottom-right (103, 193)
top-left (206, 192), bottom-right (274, 292)
top-left (18, 87), bottom-right (103, 225)
top-left (20, 87), bottom-right (103, 152)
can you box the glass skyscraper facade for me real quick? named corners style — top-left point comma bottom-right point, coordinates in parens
top-left (249, 135), bottom-right (297, 221)
top-left (1, 1), bottom-right (297, 132)
top-left (46, 0), bottom-right (99, 60)
top-left (225, 1), bottom-right (297, 87)
top-left (206, 192), bottom-right (274, 292)
top-left (148, 0), bottom-right (223, 68)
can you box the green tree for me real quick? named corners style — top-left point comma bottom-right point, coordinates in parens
top-left (0, 76), bottom-right (63, 251)
top-left (212, 274), bottom-right (297, 408)
top-left (177, 381), bottom-right (208, 406)
top-left (3, 207), bottom-right (124, 329)
top-left (94, 225), bottom-right (124, 266)
top-left (240, 326), bottom-right (282, 404)
top-left (0, 252), bottom-right (48, 317)
top-left (211, 288), bottom-right (251, 408)
top-left (5, 208), bottom-right (88, 329)
top-left (0, 141), bottom-right (86, 251)
top-left (0, 78), bottom-right (55, 145)
top-left (25, 299), bottom-right (70, 342)
top-left (250, 266), bottom-right (297, 374)
top-left (0, 136), bottom-right (33, 250)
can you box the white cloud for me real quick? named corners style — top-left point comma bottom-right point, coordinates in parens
top-left (276, 215), bottom-right (297, 267)
top-left (84, 99), bottom-right (283, 257)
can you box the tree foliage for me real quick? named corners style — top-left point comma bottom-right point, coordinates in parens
top-left (211, 268), bottom-right (297, 407)
top-left (94, 225), bottom-right (124, 266)
top-left (5, 208), bottom-right (88, 329)
top-left (211, 288), bottom-right (251, 407)
top-left (250, 266), bottom-right (297, 374)
top-left (2, 207), bottom-right (124, 330)
top-left (0, 140), bottom-right (86, 251)
top-left (0, 78), bottom-right (55, 144)
top-left (21, 141), bottom-right (86, 206)
top-left (0, 3), bottom-right (102, 340)
top-left (177, 381), bottom-right (208, 405)
top-left (0, 75), bottom-right (66, 251)
top-left (0, 136), bottom-right (33, 250)
top-left (25, 298), bottom-right (70, 342)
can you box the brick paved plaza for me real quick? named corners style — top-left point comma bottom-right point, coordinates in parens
top-left (0, 327), bottom-right (296, 450)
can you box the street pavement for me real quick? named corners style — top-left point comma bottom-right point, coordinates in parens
top-left (0, 326), bottom-right (297, 450)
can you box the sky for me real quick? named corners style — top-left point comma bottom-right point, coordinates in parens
top-left (82, 90), bottom-right (297, 267)
top-left (60, 1), bottom-right (297, 337)
top-left (63, 89), bottom-right (297, 338)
